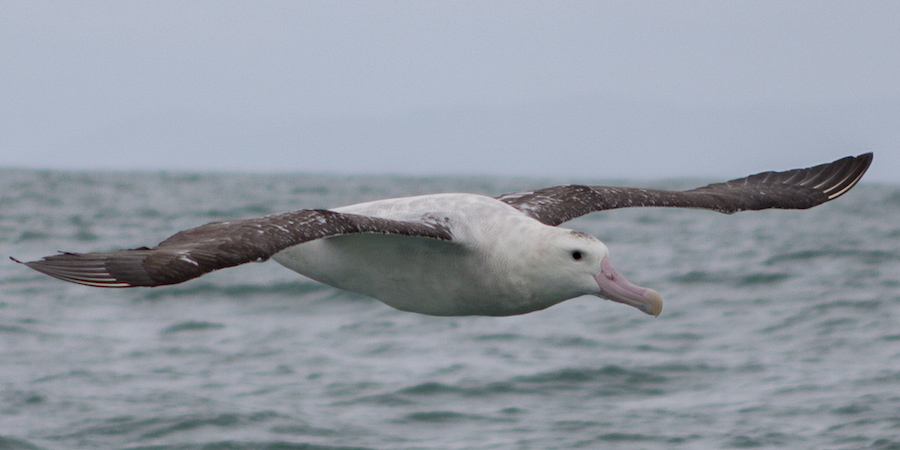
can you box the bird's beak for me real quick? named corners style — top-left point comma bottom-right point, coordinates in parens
top-left (594, 256), bottom-right (663, 317)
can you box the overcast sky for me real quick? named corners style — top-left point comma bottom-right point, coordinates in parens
top-left (1, 1), bottom-right (897, 182)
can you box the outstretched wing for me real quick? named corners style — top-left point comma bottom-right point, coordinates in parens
top-left (13, 209), bottom-right (453, 288)
top-left (497, 153), bottom-right (872, 226)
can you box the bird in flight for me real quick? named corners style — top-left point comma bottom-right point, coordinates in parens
top-left (14, 153), bottom-right (872, 317)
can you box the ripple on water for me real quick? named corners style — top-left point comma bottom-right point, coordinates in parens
top-left (160, 321), bottom-right (226, 335)
top-left (46, 410), bottom-right (359, 447)
top-left (513, 366), bottom-right (667, 395)
top-left (0, 436), bottom-right (41, 450)
top-left (397, 410), bottom-right (514, 425)
top-left (765, 248), bottom-right (900, 266)
top-left (669, 270), bottom-right (793, 287)
top-left (139, 281), bottom-right (330, 301)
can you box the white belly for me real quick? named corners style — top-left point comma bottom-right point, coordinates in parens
top-left (271, 233), bottom-right (513, 316)
top-left (270, 193), bottom-right (563, 316)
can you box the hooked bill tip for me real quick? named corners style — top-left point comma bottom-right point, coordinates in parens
top-left (643, 288), bottom-right (663, 317)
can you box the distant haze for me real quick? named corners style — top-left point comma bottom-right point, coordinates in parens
top-left (1, 1), bottom-right (897, 182)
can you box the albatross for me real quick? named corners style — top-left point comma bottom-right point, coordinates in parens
top-left (13, 153), bottom-right (872, 317)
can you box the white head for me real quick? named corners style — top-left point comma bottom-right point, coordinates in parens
top-left (535, 229), bottom-right (663, 316)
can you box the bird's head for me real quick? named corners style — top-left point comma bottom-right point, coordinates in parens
top-left (549, 230), bottom-right (663, 317)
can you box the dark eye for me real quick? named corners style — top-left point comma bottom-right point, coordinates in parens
top-left (571, 251), bottom-right (583, 261)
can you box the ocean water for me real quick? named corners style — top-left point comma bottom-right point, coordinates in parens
top-left (1, 168), bottom-right (899, 449)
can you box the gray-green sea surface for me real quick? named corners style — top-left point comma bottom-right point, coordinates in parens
top-left (1, 169), bottom-right (899, 449)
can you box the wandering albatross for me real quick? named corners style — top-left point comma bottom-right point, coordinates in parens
top-left (13, 153), bottom-right (872, 317)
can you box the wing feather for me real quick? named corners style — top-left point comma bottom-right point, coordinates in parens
top-left (497, 153), bottom-right (872, 226)
top-left (14, 209), bottom-right (453, 288)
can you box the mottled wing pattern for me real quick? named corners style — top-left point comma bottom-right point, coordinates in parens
top-left (14, 209), bottom-right (453, 287)
top-left (497, 153), bottom-right (872, 226)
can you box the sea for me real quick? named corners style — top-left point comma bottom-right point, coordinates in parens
top-left (1, 169), bottom-right (898, 449)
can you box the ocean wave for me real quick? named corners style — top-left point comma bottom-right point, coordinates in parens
top-left (139, 281), bottom-right (330, 301)
top-left (396, 410), bottom-right (514, 424)
top-left (128, 442), bottom-right (375, 450)
top-left (760, 298), bottom-right (887, 334)
top-left (43, 410), bottom-right (363, 448)
top-left (159, 321), bottom-right (226, 335)
top-left (341, 363), bottom-right (730, 409)
top-left (765, 248), bottom-right (900, 265)
top-left (669, 270), bottom-right (793, 287)
top-left (0, 436), bottom-right (41, 450)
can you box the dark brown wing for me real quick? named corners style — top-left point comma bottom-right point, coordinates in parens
top-left (497, 153), bottom-right (872, 226)
top-left (13, 209), bottom-right (453, 288)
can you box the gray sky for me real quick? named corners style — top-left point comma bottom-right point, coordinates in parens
top-left (1, 1), bottom-right (897, 182)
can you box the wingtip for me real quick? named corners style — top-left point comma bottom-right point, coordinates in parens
top-left (13, 252), bottom-right (137, 288)
top-left (822, 152), bottom-right (873, 200)
top-left (856, 150), bottom-right (873, 171)
top-left (853, 152), bottom-right (874, 172)
top-left (854, 152), bottom-right (874, 169)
